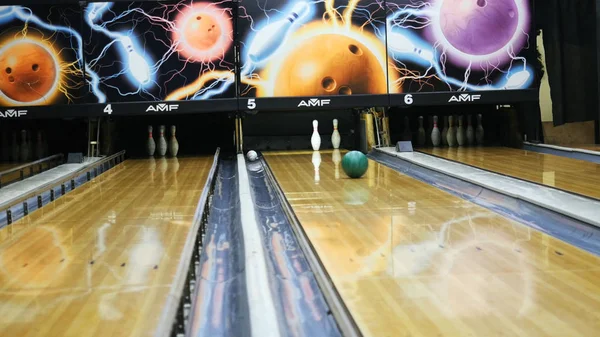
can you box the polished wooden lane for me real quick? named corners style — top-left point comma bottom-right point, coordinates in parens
top-left (420, 147), bottom-right (600, 200)
top-left (265, 150), bottom-right (600, 337)
top-left (0, 157), bottom-right (212, 337)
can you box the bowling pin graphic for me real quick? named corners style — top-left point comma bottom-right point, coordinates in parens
top-left (431, 116), bottom-right (441, 147)
top-left (169, 125), bottom-right (179, 157)
top-left (20, 130), bottom-right (29, 162)
top-left (312, 150), bottom-right (321, 184)
top-left (476, 114), bottom-right (485, 145)
top-left (446, 116), bottom-right (456, 147)
top-left (331, 119), bottom-right (341, 149)
top-left (119, 36), bottom-right (151, 85)
top-left (332, 149), bottom-right (341, 180)
top-left (147, 126), bottom-right (156, 156)
top-left (311, 120), bottom-right (321, 151)
top-left (248, 2), bottom-right (310, 63)
top-left (417, 116), bottom-right (426, 147)
top-left (441, 116), bottom-right (449, 147)
top-left (456, 115), bottom-right (466, 147)
top-left (466, 115), bottom-right (475, 146)
top-left (157, 125), bottom-right (167, 157)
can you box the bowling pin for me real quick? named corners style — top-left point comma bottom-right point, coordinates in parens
top-left (417, 116), bottom-right (426, 147)
top-left (332, 149), bottom-right (341, 180)
top-left (157, 125), bottom-right (167, 157)
top-left (248, 2), bottom-right (310, 63)
top-left (35, 131), bottom-right (43, 159)
top-left (20, 130), bottom-right (29, 162)
top-left (11, 131), bottom-right (19, 162)
top-left (331, 119), bottom-right (341, 149)
top-left (312, 151), bottom-right (321, 184)
top-left (431, 116), bottom-right (441, 147)
top-left (147, 126), bottom-right (156, 156)
top-left (446, 116), bottom-right (457, 147)
top-left (426, 116), bottom-right (433, 146)
top-left (466, 115), bottom-right (475, 146)
top-left (311, 120), bottom-right (321, 151)
top-left (169, 125), bottom-right (179, 157)
top-left (476, 114), bottom-right (485, 145)
top-left (456, 115), bottom-right (466, 147)
top-left (402, 116), bottom-right (412, 141)
top-left (441, 116), bottom-right (448, 147)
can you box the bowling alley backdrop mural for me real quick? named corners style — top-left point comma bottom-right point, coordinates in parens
top-left (386, 0), bottom-right (535, 93)
top-left (0, 5), bottom-right (86, 107)
top-left (82, 1), bottom-right (236, 104)
top-left (237, 0), bottom-right (390, 98)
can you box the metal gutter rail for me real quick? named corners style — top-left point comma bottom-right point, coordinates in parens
top-left (0, 151), bottom-right (125, 227)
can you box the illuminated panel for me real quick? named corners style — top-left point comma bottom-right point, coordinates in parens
top-left (0, 5), bottom-right (86, 107)
top-left (237, 0), bottom-right (389, 98)
top-left (82, 1), bottom-right (236, 104)
top-left (387, 0), bottom-right (535, 94)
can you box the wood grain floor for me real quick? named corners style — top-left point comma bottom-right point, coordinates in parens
top-left (0, 157), bottom-right (211, 337)
top-left (420, 147), bottom-right (600, 200)
top-left (266, 150), bottom-right (600, 337)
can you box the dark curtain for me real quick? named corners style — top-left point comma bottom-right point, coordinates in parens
top-left (538, 0), bottom-right (598, 126)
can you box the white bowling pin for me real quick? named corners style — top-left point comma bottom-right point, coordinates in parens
top-left (147, 126), bottom-right (156, 156)
top-left (331, 119), bottom-right (341, 149)
top-left (446, 116), bottom-right (456, 147)
top-left (456, 115), bottom-right (466, 146)
top-left (312, 150), bottom-right (321, 183)
top-left (311, 120), bottom-right (321, 151)
top-left (169, 125), bottom-right (179, 157)
top-left (248, 2), bottom-right (310, 63)
top-left (417, 116), bottom-right (426, 147)
top-left (476, 114), bottom-right (484, 145)
top-left (441, 116), bottom-right (448, 146)
top-left (157, 125), bottom-right (167, 157)
top-left (466, 115), bottom-right (475, 146)
top-left (431, 116), bottom-right (441, 147)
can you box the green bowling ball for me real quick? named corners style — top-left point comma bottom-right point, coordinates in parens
top-left (341, 151), bottom-right (368, 178)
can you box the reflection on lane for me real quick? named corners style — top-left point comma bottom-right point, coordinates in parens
top-left (0, 157), bottom-right (211, 336)
top-left (266, 151), bottom-right (600, 337)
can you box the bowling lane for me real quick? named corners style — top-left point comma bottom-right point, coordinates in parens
top-left (420, 147), bottom-right (600, 200)
top-left (265, 150), bottom-right (600, 337)
top-left (0, 157), bottom-right (212, 337)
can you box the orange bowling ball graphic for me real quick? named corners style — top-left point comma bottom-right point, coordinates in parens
top-left (0, 40), bottom-right (58, 103)
top-left (184, 13), bottom-right (221, 51)
top-left (272, 34), bottom-right (387, 97)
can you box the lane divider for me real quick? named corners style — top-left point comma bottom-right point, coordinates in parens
top-left (236, 154), bottom-right (282, 337)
